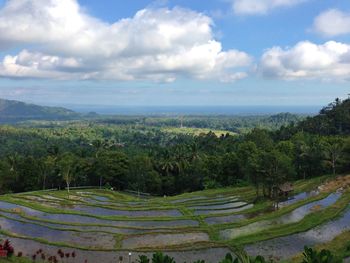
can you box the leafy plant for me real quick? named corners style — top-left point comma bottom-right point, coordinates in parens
top-left (219, 253), bottom-right (235, 263)
top-left (151, 252), bottom-right (176, 263)
top-left (302, 246), bottom-right (341, 263)
top-left (3, 239), bottom-right (14, 257)
top-left (252, 256), bottom-right (269, 263)
top-left (229, 249), bottom-right (272, 263)
top-left (138, 255), bottom-right (150, 263)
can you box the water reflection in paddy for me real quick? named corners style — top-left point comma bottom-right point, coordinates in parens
top-left (172, 195), bottom-right (239, 206)
top-left (170, 196), bottom-right (207, 204)
top-left (190, 201), bottom-right (246, 210)
top-left (122, 232), bottom-right (210, 249)
top-left (205, 214), bottom-right (245, 225)
top-left (0, 211), bottom-right (181, 235)
top-left (186, 196), bottom-right (240, 206)
top-left (279, 190), bottom-right (319, 207)
top-left (0, 201), bottom-right (43, 216)
top-left (194, 204), bottom-right (253, 215)
top-left (91, 195), bottom-right (110, 201)
top-left (0, 198), bottom-right (181, 217)
top-left (0, 201), bottom-right (198, 228)
top-left (0, 216), bottom-right (115, 249)
top-left (72, 205), bottom-right (182, 217)
top-left (245, 206), bottom-right (350, 259)
top-left (220, 192), bottom-right (341, 240)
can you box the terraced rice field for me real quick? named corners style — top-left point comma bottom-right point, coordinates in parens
top-left (0, 176), bottom-right (349, 262)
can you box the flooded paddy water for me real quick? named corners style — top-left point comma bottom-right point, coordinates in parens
top-left (0, 234), bottom-right (232, 263)
top-left (245, 207), bottom-right (350, 259)
top-left (0, 200), bottom-right (198, 228)
top-left (0, 216), bottom-right (116, 249)
top-left (189, 201), bottom-right (246, 210)
top-left (220, 192), bottom-right (341, 240)
top-left (0, 187), bottom-right (347, 262)
top-left (204, 214), bottom-right (246, 225)
top-left (71, 205), bottom-right (182, 217)
top-left (122, 232), bottom-right (210, 249)
top-left (194, 203), bottom-right (254, 215)
top-left (278, 190), bottom-right (319, 207)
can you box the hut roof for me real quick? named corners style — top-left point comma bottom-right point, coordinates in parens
top-left (278, 182), bottom-right (294, 192)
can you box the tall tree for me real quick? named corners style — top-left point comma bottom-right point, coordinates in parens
top-left (323, 137), bottom-right (344, 176)
top-left (95, 150), bottom-right (129, 189)
top-left (259, 150), bottom-right (295, 199)
top-left (58, 153), bottom-right (77, 193)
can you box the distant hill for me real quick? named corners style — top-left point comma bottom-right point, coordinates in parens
top-left (295, 97), bottom-right (350, 135)
top-left (0, 98), bottom-right (80, 123)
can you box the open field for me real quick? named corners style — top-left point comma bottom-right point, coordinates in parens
top-left (0, 175), bottom-right (349, 262)
top-left (161, 127), bottom-right (237, 137)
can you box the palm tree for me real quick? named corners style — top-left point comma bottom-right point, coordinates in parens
top-left (173, 146), bottom-right (189, 174)
top-left (189, 142), bottom-right (201, 162)
top-left (91, 139), bottom-right (103, 158)
top-left (160, 154), bottom-right (175, 176)
top-left (6, 153), bottom-right (19, 182)
top-left (39, 156), bottom-right (55, 190)
top-left (91, 139), bottom-right (115, 188)
top-left (323, 137), bottom-right (343, 176)
top-left (295, 142), bottom-right (310, 180)
top-left (7, 153), bottom-right (18, 172)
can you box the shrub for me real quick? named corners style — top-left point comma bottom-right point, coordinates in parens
top-left (3, 239), bottom-right (14, 257)
top-left (302, 246), bottom-right (342, 263)
top-left (152, 252), bottom-right (176, 263)
top-left (138, 255), bottom-right (150, 263)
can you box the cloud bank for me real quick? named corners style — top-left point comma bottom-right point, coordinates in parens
top-left (259, 41), bottom-right (350, 81)
top-left (0, 0), bottom-right (251, 82)
top-left (313, 9), bottom-right (350, 37)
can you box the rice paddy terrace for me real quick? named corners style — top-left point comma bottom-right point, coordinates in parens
top-left (0, 176), bottom-right (349, 263)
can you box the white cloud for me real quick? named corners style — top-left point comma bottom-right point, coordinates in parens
top-left (232, 0), bottom-right (306, 15)
top-left (259, 41), bottom-right (350, 81)
top-left (0, 50), bottom-right (90, 80)
top-left (313, 9), bottom-right (350, 37)
top-left (0, 0), bottom-right (251, 82)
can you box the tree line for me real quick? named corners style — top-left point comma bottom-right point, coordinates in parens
top-left (0, 98), bottom-right (349, 197)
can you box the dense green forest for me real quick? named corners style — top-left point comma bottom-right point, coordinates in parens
top-left (0, 98), bottom-right (304, 132)
top-left (96, 112), bottom-right (303, 133)
top-left (0, 98), bottom-right (349, 197)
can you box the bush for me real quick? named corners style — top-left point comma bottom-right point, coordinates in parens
top-left (302, 246), bottom-right (342, 263)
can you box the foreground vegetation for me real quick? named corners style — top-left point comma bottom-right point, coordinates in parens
top-left (0, 247), bottom-right (345, 263)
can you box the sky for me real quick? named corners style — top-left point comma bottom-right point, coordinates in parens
top-left (0, 0), bottom-right (349, 108)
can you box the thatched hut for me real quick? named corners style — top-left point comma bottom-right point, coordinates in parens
top-left (277, 182), bottom-right (294, 197)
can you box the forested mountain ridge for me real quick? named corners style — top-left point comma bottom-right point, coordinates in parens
top-left (98, 112), bottom-right (304, 132)
top-left (0, 98), bottom-right (80, 123)
top-left (296, 98), bottom-right (350, 135)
